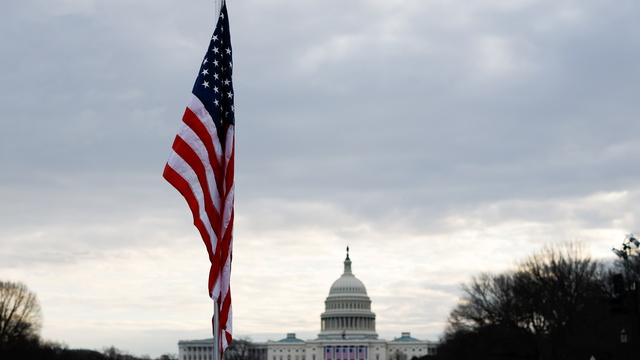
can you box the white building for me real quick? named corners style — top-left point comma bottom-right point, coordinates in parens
top-left (179, 250), bottom-right (438, 360)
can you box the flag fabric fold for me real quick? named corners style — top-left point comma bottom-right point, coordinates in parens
top-left (163, 0), bottom-right (234, 355)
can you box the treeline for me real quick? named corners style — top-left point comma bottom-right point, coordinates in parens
top-left (0, 280), bottom-right (175, 360)
top-left (1, 340), bottom-right (175, 360)
top-left (435, 242), bottom-right (640, 360)
top-left (0, 340), bottom-right (175, 360)
top-left (0, 342), bottom-right (169, 360)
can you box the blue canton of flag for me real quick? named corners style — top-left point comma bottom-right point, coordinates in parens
top-left (193, 3), bottom-right (235, 143)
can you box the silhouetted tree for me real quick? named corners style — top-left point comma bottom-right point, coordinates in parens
top-left (224, 338), bottom-right (257, 360)
top-left (103, 346), bottom-right (143, 360)
top-left (438, 243), bottom-right (620, 360)
top-left (0, 280), bottom-right (42, 351)
top-left (158, 353), bottom-right (178, 360)
top-left (510, 244), bottom-right (605, 358)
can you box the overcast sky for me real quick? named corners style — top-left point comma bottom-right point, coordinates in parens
top-left (2, 0), bottom-right (640, 357)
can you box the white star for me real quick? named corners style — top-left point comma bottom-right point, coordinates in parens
top-left (214, 99), bottom-right (220, 106)
top-left (227, 91), bottom-right (233, 99)
top-left (212, 35), bottom-right (218, 41)
top-left (213, 60), bottom-right (219, 67)
top-left (203, 58), bottom-right (208, 65)
top-left (223, 79), bottom-right (230, 86)
top-left (201, 69), bottom-right (209, 76)
top-left (212, 47), bottom-right (219, 53)
top-left (202, 81), bottom-right (210, 88)
top-left (225, 48), bottom-right (231, 55)
top-left (213, 73), bottom-right (219, 80)
top-left (213, 86), bottom-right (219, 93)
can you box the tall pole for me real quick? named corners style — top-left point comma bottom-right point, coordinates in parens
top-left (214, 302), bottom-right (220, 360)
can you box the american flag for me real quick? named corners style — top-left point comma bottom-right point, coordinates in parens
top-left (163, 0), bottom-right (234, 355)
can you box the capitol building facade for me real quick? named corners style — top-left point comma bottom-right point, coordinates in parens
top-left (179, 250), bottom-right (438, 360)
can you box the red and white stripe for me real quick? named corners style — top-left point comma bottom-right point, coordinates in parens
top-left (163, 95), bottom-right (234, 353)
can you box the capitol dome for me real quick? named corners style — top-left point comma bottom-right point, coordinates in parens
top-left (328, 256), bottom-right (367, 296)
top-left (318, 248), bottom-right (377, 339)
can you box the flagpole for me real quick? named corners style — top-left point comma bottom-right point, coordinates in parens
top-left (214, 302), bottom-right (220, 360)
top-left (214, 3), bottom-right (225, 360)
top-left (213, 3), bottom-right (227, 360)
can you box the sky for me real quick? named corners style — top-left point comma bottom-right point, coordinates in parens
top-left (2, 0), bottom-right (640, 357)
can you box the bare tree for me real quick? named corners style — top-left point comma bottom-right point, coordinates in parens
top-left (512, 243), bottom-right (602, 334)
top-left (439, 243), bottom-right (613, 360)
top-left (446, 272), bottom-right (518, 334)
top-left (0, 280), bottom-right (42, 349)
top-left (224, 338), bottom-right (260, 360)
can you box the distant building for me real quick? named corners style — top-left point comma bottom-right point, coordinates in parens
top-left (178, 338), bottom-right (266, 360)
top-left (179, 250), bottom-right (438, 360)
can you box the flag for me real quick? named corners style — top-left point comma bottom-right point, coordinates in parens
top-left (163, 0), bottom-right (234, 355)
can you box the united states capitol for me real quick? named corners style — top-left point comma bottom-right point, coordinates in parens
top-left (179, 250), bottom-right (439, 360)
